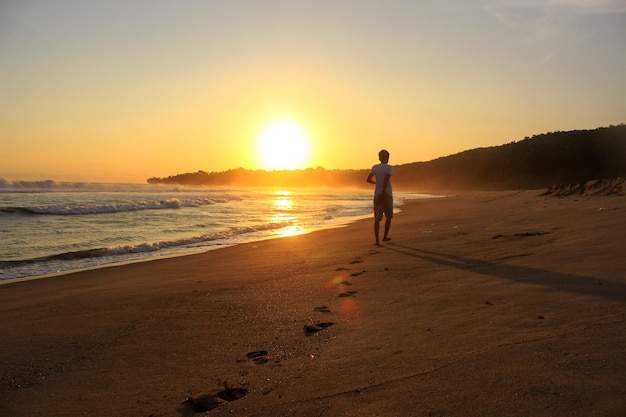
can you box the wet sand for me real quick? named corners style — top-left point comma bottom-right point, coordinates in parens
top-left (1, 190), bottom-right (625, 417)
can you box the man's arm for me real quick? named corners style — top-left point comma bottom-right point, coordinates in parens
top-left (367, 173), bottom-right (375, 184)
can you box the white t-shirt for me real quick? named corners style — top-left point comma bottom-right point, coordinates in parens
top-left (370, 163), bottom-right (394, 196)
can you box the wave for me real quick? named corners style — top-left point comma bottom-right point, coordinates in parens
top-left (0, 221), bottom-right (293, 266)
top-left (0, 178), bottom-right (135, 192)
top-left (0, 178), bottom-right (60, 191)
top-left (0, 178), bottom-right (216, 193)
top-left (0, 197), bottom-right (241, 216)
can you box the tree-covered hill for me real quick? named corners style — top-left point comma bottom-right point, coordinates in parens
top-left (395, 124), bottom-right (625, 191)
top-left (148, 124), bottom-right (626, 191)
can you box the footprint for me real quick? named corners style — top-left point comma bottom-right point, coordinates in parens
top-left (349, 257), bottom-right (363, 264)
top-left (246, 350), bottom-right (269, 365)
top-left (181, 394), bottom-right (221, 412)
top-left (335, 267), bottom-right (350, 271)
top-left (303, 322), bottom-right (335, 334)
top-left (350, 270), bottom-right (366, 277)
top-left (181, 388), bottom-right (248, 413)
top-left (514, 231), bottom-right (549, 238)
top-left (338, 290), bottom-right (357, 298)
top-left (314, 306), bottom-right (331, 313)
top-left (492, 232), bottom-right (549, 240)
top-left (217, 387), bottom-right (248, 401)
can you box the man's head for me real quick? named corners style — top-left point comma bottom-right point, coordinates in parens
top-left (378, 149), bottom-right (390, 163)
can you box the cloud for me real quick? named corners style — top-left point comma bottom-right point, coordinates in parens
top-left (481, 0), bottom-right (626, 65)
top-left (546, 0), bottom-right (626, 14)
top-left (483, 0), bottom-right (626, 28)
top-left (484, 0), bottom-right (626, 17)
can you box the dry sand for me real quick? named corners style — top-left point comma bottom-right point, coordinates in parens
top-left (1, 190), bottom-right (625, 417)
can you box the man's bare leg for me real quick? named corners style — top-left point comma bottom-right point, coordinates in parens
top-left (374, 219), bottom-right (381, 245)
top-left (383, 217), bottom-right (391, 242)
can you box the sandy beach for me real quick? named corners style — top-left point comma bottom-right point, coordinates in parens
top-left (1, 190), bottom-right (624, 417)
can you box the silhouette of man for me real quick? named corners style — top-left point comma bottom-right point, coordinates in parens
top-left (367, 149), bottom-right (393, 245)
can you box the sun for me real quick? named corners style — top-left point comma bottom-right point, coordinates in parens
top-left (257, 119), bottom-right (310, 170)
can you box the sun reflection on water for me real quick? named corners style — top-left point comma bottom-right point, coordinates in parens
top-left (271, 190), bottom-right (307, 238)
top-left (274, 190), bottom-right (293, 211)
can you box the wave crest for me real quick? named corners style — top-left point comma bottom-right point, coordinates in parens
top-left (1, 221), bottom-right (293, 265)
top-left (0, 197), bottom-right (240, 216)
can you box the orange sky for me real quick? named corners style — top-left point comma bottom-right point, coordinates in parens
top-left (1, 1), bottom-right (625, 183)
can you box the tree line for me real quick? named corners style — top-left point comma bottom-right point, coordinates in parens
top-left (148, 124), bottom-right (626, 191)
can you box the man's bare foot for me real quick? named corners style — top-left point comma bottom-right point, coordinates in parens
top-left (383, 237), bottom-right (391, 242)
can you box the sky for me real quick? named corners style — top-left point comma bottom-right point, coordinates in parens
top-left (1, 0), bottom-right (625, 183)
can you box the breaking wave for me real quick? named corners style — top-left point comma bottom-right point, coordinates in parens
top-left (0, 221), bottom-right (292, 268)
top-left (0, 197), bottom-right (241, 216)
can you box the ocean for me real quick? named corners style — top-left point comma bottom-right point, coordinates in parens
top-left (0, 180), bottom-right (436, 282)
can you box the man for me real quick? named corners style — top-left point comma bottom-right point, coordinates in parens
top-left (366, 149), bottom-right (394, 245)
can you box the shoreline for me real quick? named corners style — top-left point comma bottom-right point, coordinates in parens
top-left (0, 211), bottom-right (378, 286)
top-left (3, 185), bottom-right (426, 283)
top-left (2, 190), bottom-right (624, 417)
top-left (2, 187), bottom-right (446, 285)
